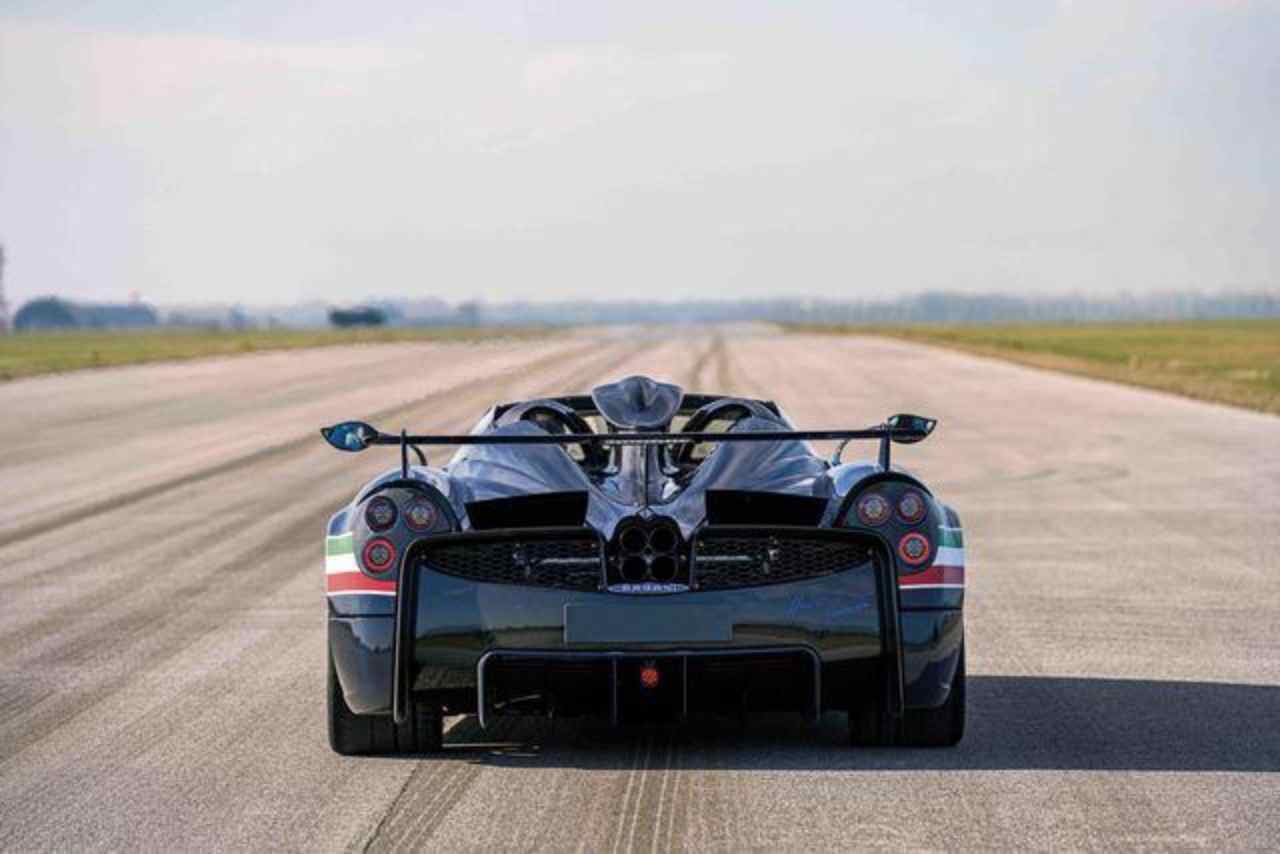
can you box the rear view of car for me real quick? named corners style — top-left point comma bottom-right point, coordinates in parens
top-left (322, 376), bottom-right (965, 754)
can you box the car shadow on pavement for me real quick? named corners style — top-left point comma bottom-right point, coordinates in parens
top-left (427, 676), bottom-right (1280, 772)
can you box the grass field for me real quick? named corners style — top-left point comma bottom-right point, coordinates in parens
top-left (0, 326), bottom-right (547, 381)
top-left (794, 319), bottom-right (1280, 415)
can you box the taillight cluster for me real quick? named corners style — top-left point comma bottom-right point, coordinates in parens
top-left (358, 492), bottom-right (443, 575)
top-left (850, 486), bottom-right (933, 568)
top-left (366, 494), bottom-right (439, 533)
top-left (854, 488), bottom-right (928, 527)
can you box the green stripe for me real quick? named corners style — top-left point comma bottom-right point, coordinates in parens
top-left (326, 533), bottom-right (354, 556)
top-left (938, 527), bottom-right (964, 548)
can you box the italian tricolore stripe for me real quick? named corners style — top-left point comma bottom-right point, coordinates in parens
top-left (325, 533), bottom-right (396, 596)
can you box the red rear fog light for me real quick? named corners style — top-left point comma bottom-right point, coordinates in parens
top-left (898, 532), bottom-right (931, 566)
top-left (362, 538), bottom-right (397, 573)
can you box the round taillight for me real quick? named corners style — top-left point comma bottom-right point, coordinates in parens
top-left (365, 496), bottom-right (397, 532)
top-left (898, 532), bottom-right (931, 566)
top-left (362, 538), bottom-right (397, 573)
top-left (855, 492), bottom-right (892, 526)
top-left (896, 490), bottom-right (927, 524)
top-left (403, 497), bottom-right (438, 532)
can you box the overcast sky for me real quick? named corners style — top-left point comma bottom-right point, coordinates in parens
top-left (1, 1), bottom-right (1276, 307)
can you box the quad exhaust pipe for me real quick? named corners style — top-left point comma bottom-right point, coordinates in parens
top-left (613, 521), bottom-right (683, 584)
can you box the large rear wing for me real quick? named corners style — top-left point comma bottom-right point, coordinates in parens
top-left (321, 413), bottom-right (936, 473)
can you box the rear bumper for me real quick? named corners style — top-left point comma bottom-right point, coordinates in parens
top-left (330, 528), bottom-right (962, 720)
top-left (477, 647), bottom-right (822, 727)
top-left (330, 606), bottom-right (963, 717)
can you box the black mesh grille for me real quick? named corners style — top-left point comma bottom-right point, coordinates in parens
top-left (423, 534), bottom-right (602, 591)
top-left (692, 531), bottom-right (874, 591)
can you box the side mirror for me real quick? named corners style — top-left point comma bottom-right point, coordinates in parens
top-left (887, 413), bottom-right (936, 444)
top-left (321, 421), bottom-right (377, 452)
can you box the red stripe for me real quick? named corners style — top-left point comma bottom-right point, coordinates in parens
top-left (326, 572), bottom-right (397, 594)
top-left (898, 564), bottom-right (965, 587)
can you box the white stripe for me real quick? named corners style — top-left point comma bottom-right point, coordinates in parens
top-left (899, 583), bottom-right (966, 589)
top-left (933, 546), bottom-right (965, 566)
top-left (326, 590), bottom-right (397, 598)
top-left (939, 525), bottom-right (962, 531)
top-left (325, 554), bottom-right (359, 575)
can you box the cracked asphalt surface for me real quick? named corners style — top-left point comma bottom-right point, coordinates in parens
top-left (0, 328), bottom-right (1277, 851)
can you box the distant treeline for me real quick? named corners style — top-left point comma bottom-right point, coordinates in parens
top-left (475, 290), bottom-right (1280, 326)
top-left (10, 289), bottom-right (1279, 332)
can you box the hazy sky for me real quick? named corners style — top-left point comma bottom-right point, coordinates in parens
top-left (1, 1), bottom-right (1276, 307)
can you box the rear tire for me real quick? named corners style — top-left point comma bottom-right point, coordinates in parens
top-left (328, 654), bottom-right (443, 755)
top-left (848, 644), bottom-right (966, 747)
top-left (898, 644), bottom-right (966, 747)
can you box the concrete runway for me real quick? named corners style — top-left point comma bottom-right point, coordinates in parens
top-left (0, 328), bottom-right (1277, 851)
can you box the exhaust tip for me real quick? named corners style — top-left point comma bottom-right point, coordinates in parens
top-left (649, 555), bottom-right (678, 582)
top-left (649, 526), bottom-right (678, 553)
top-left (620, 555), bottom-right (648, 582)
top-left (619, 526), bottom-right (648, 553)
